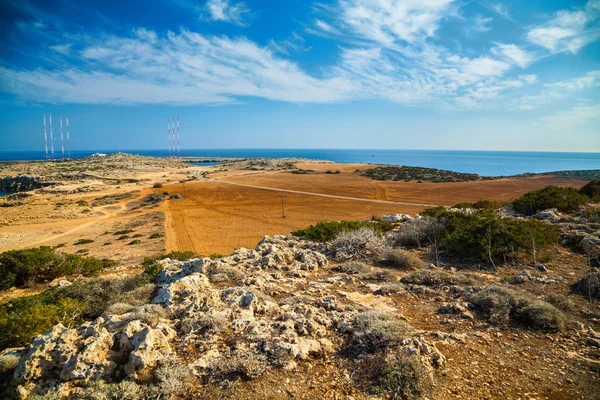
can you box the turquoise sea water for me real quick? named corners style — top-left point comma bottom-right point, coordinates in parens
top-left (0, 149), bottom-right (599, 177)
top-left (0, 192), bottom-right (12, 197)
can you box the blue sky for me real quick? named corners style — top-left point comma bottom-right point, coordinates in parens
top-left (0, 0), bottom-right (599, 152)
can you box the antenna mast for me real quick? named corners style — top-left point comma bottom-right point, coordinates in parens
top-left (66, 115), bottom-right (70, 159)
top-left (49, 113), bottom-right (55, 160)
top-left (43, 114), bottom-right (48, 160)
top-left (60, 117), bottom-right (64, 160)
top-left (168, 119), bottom-right (171, 158)
top-left (177, 115), bottom-right (180, 159)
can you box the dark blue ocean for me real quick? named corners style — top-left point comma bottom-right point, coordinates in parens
top-left (0, 149), bottom-right (599, 177)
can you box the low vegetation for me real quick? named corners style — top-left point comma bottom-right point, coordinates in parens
top-left (74, 238), bottom-right (94, 245)
top-left (344, 311), bottom-right (414, 355)
top-left (332, 261), bottom-right (370, 274)
top-left (376, 248), bottom-right (422, 270)
top-left (418, 207), bottom-right (560, 265)
top-left (400, 269), bottom-right (474, 287)
top-left (142, 250), bottom-right (196, 266)
top-left (0, 246), bottom-right (115, 290)
top-left (467, 285), bottom-right (565, 331)
top-left (0, 267), bottom-right (159, 350)
top-left (573, 268), bottom-right (600, 300)
top-left (367, 352), bottom-right (430, 400)
top-left (452, 199), bottom-right (502, 210)
top-left (360, 165), bottom-right (488, 182)
top-left (292, 220), bottom-right (394, 242)
top-left (580, 179), bottom-right (600, 201)
top-left (153, 183), bottom-right (164, 188)
top-left (511, 185), bottom-right (589, 215)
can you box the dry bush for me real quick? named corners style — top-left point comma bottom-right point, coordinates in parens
top-left (375, 283), bottom-right (407, 296)
top-left (154, 357), bottom-right (194, 398)
top-left (280, 294), bottom-right (316, 306)
top-left (345, 311), bottom-right (414, 354)
top-left (119, 284), bottom-right (156, 307)
top-left (0, 353), bottom-right (20, 373)
top-left (361, 270), bottom-right (396, 282)
top-left (104, 302), bottom-right (135, 316)
top-left (207, 265), bottom-right (243, 284)
top-left (400, 269), bottom-right (474, 287)
top-left (332, 227), bottom-right (380, 260)
top-left (117, 304), bottom-right (168, 327)
top-left (332, 261), bottom-right (370, 274)
top-left (367, 352), bottom-right (431, 400)
top-left (180, 313), bottom-right (229, 335)
top-left (211, 351), bottom-right (269, 380)
top-left (545, 293), bottom-right (574, 311)
top-left (76, 380), bottom-right (147, 400)
top-left (394, 219), bottom-right (429, 248)
top-left (574, 268), bottom-right (600, 300)
top-left (518, 300), bottom-right (565, 331)
top-left (468, 285), bottom-right (565, 331)
top-left (377, 248), bottom-right (421, 270)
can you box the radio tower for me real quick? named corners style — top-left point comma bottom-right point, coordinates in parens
top-left (66, 115), bottom-right (71, 159)
top-left (177, 115), bottom-right (180, 159)
top-left (49, 113), bottom-right (55, 160)
top-left (60, 117), bottom-right (65, 160)
top-left (43, 114), bottom-right (48, 160)
top-left (167, 119), bottom-right (171, 158)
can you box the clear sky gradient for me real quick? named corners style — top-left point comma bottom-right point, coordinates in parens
top-left (0, 0), bottom-right (599, 152)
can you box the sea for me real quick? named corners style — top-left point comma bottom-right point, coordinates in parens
top-left (0, 149), bottom-right (599, 177)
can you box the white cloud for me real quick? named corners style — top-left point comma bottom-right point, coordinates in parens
top-left (49, 43), bottom-right (72, 55)
top-left (467, 15), bottom-right (493, 34)
top-left (516, 70), bottom-right (600, 109)
top-left (269, 33), bottom-right (311, 55)
top-left (538, 104), bottom-right (600, 129)
top-left (205, 0), bottom-right (250, 26)
top-left (337, 0), bottom-right (457, 44)
top-left (0, 27), bottom-right (534, 109)
top-left (486, 2), bottom-right (512, 20)
top-left (527, 0), bottom-right (600, 54)
top-left (492, 43), bottom-right (533, 68)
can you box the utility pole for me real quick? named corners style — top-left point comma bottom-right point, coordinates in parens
top-left (279, 193), bottom-right (286, 218)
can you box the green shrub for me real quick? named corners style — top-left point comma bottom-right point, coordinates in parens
top-left (142, 251), bottom-right (196, 266)
top-left (113, 229), bottom-right (134, 235)
top-left (517, 300), bottom-right (565, 331)
top-left (149, 233), bottom-right (163, 239)
top-left (419, 208), bottom-right (560, 264)
top-left (0, 271), bottom-right (156, 351)
top-left (76, 200), bottom-right (89, 207)
top-left (143, 193), bottom-right (163, 204)
top-left (512, 186), bottom-right (589, 215)
top-left (128, 240), bottom-right (141, 245)
top-left (580, 179), bottom-right (600, 201)
top-left (0, 247), bottom-right (114, 290)
top-left (545, 293), bottom-right (574, 311)
top-left (292, 220), bottom-right (395, 242)
top-left (74, 238), bottom-right (94, 245)
top-left (143, 262), bottom-right (164, 281)
top-left (400, 269), bottom-right (474, 287)
top-left (453, 199), bottom-right (501, 210)
top-left (153, 183), bottom-right (164, 188)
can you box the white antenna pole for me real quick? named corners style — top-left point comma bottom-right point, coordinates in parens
top-left (177, 115), bottom-right (180, 159)
top-left (60, 117), bottom-right (64, 160)
top-left (66, 115), bottom-right (70, 159)
top-left (168, 119), bottom-right (171, 158)
top-left (49, 113), bottom-right (54, 160)
top-left (43, 114), bottom-right (48, 160)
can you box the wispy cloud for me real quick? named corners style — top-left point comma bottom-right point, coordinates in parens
top-left (527, 0), bottom-right (600, 54)
top-left (465, 15), bottom-right (493, 35)
top-left (492, 43), bottom-right (533, 68)
top-left (516, 70), bottom-right (600, 109)
top-left (269, 32), bottom-right (311, 55)
top-left (485, 2), bottom-right (513, 21)
top-left (538, 103), bottom-right (600, 129)
top-left (205, 0), bottom-right (251, 26)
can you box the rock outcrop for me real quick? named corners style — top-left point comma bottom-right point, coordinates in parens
top-left (7, 235), bottom-right (446, 399)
